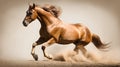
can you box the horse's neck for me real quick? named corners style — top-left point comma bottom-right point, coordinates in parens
top-left (35, 7), bottom-right (55, 26)
top-left (37, 17), bottom-right (47, 29)
top-left (37, 16), bottom-right (52, 38)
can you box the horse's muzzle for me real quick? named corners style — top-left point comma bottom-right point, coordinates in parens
top-left (23, 21), bottom-right (28, 27)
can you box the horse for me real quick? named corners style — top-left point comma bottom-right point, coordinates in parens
top-left (22, 3), bottom-right (109, 61)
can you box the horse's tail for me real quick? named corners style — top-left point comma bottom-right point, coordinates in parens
top-left (92, 33), bottom-right (110, 51)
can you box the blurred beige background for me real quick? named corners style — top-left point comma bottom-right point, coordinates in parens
top-left (0, 0), bottom-right (120, 61)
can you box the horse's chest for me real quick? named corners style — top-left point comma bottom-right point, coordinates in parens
top-left (40, 28), bottom-right (51, 37)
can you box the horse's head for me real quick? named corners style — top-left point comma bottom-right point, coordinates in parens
top-left (23, 3), bottom-right (38, 27)
top-left (23, 3), bottom-right (62, 27)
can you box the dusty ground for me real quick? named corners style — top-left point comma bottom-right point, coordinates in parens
top-left (0, 60), bottom-right (120, 67)
top-left (0, 49), bottom-right (120, 67)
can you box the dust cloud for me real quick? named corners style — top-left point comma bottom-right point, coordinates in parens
top-left (52, 47), bottom-right (120, 64)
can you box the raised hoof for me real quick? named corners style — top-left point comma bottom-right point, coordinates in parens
top-left (47, 56), bottom-right (52, 59)
top-left (46, 54), bottom-right (53, 59)
top-left (33, 54), bottom-right (38, 61)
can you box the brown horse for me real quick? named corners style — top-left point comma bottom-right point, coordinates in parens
top-left (22, 3), bottom-right (109, 61)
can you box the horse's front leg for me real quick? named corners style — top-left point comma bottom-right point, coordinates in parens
top-left (31, 42), bottom-right (38, 61)
top-left (31, 37), bottom-right (45, 61)
top-left (41, 37), bottom-right (56, 59)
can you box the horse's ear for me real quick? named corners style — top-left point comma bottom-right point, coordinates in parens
top-left (29, 3), bottom-right (33, 9)
top-left (28, 3), bottom-right (35, 9)
top-left (32, 3), bottom-right (35, 9)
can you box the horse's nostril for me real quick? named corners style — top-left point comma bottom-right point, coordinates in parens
top-left (23, 21), bottom-right (27, 27)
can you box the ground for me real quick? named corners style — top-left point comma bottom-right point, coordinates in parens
top-left (0, 60), bottom-right (120, 67)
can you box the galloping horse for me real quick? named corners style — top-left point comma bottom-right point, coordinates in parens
top-left (22, 3), bottom-right (109, 61)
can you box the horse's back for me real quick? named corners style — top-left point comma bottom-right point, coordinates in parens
top-left (59, 23), bottom-right (80, 40)
top-left (58, 23), bottom-right (91, 43)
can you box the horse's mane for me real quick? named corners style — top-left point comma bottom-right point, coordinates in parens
top-left (41, 4), bottom-right (62, 18)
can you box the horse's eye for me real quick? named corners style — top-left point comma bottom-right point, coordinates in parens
top-left (26, 11), bottom-right (32, 15)
top-left (29, 12), bottom-right (32, 15)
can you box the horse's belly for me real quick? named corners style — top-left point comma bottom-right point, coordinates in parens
top-left (63, 34), bottom-right (79, 40)
top-left (57, 39), bottom-right (75, 44)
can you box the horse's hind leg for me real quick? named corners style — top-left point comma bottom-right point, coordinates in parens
top-left (74, 44), bottom-right (87, 56)
top-left (73, 41), bottom-right (89, 58)
top-left (73, 44), bottom-right (92, 62)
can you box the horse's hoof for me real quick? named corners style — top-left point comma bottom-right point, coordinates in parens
top-left (50, 54), bottom-right (53, 59)
top-left (33, 54), bottom-right (38, 61)
top-left (47, 54), bottom-right (53, 59)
